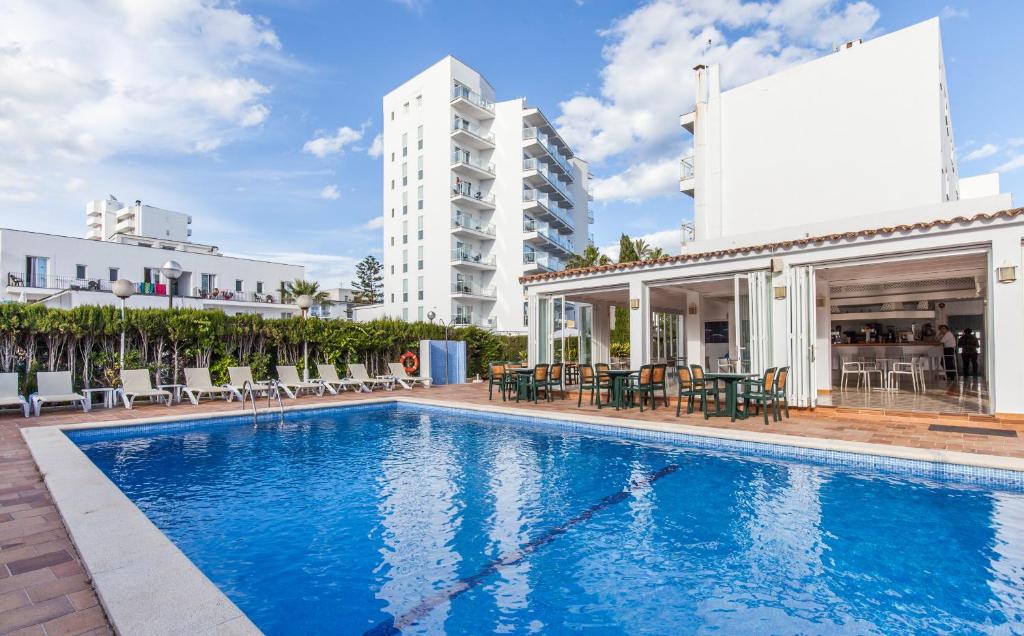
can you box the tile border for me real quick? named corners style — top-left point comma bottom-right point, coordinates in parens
top-left (22, 393), bottom-right (1024, 634)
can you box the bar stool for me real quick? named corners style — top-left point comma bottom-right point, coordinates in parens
top-left (888, 361), bottom-right (919, 393)
top-left (861, 361), bottom-right (885, 391)
top-left (840, 360), bottom-right (864, 390)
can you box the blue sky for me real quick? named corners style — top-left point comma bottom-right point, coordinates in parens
top-left (1, 0), bottom-right (1021, 286)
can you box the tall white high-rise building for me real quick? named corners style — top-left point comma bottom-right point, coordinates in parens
top-left (381, 56), bottom-right (592, 331)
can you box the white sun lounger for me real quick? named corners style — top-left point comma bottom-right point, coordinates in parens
top-left (276, 366), bottom-right (324, 399)
top-left (225, 366), bottom-right (274, 401)
top-left (120, 369), bottom-right (173, 409)
top-left (316, 364), bottom-right (364, 394)
top-left (183, 368), bottom-right (233, 405)
top-left (0, 373), bottom-right (29, 417)
top-left (348, 364), bottom-right (393, 391)
top-left (385, 363), bottom-right (431, 390)
top-left (30, 371), bottom-right (90, 416)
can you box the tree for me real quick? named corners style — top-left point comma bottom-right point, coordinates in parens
top-left (647, 246), bottom-right (667, 260)
top-left (284, 279), bottom-right (330, 304)
top-left (618, 233), bottom-right (640, 263)
top-left (565, 244), bottom-right (611, 270)
top-left (351, 255), bottom-right (384, 304)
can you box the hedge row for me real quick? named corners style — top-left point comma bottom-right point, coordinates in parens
top-left (0, 304), bottom-right (526, 392)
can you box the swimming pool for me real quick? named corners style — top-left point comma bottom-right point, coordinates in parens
top-left (69, 403), bottom-right (1024, 634)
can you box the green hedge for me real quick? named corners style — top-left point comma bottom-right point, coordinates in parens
top-left (0, 304), bottom-right (526, 392)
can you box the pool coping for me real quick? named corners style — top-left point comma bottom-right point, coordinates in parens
top-left (21, 395), bottom-right (1024, 634)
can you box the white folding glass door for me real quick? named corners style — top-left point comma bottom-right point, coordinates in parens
top-left (787, 265), bottom-right (817, 407)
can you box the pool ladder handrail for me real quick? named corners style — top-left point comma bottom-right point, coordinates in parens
top-left (241, 379), bottom-right (285, 424)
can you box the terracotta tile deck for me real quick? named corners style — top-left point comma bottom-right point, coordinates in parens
top-left (2, 382), bottom-right (1024, 634)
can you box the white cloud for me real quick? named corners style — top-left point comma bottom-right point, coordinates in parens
top-left (388, 0), bottom-right (429, 13)
top-left (556, 0), bottom-right (879, 201)
top-left (320, 184), bottom-right (340, 200)
top-left (996, 155), bottom-right (1024, 174)
top-left (940, 6), bottom-right (969, 19)
top-left (303, 126), bottom-right (364, 158)
top-left (963, 143), bottom-right (999, 161)
top-left (593, 155), bottom-right (685, 202)
top-left (366, 133), bottom-right (383, 159)
top-left (63, 177), bottom-right (86, 192)
top-left (602, 227), bottom-right (682, 261)
top-left (362, 217), bottom-right (384, 230)
top-left (247, 251), bottom-right (360, 288)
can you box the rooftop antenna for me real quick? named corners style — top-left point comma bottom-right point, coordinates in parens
top-left (108, 194), bottom-right (118, 201)
top-left (702, 38), bottom-right (712, 62)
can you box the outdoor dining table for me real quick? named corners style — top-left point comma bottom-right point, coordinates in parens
top-left (510, 367), bottom-right (536, 402)
top-left (599, 369), bottom-right (638, 410)
top-left (702, 372), bottom-right (757, 421)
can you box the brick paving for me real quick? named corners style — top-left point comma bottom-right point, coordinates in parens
top-left (2, 382), bottom-right (1023, 634)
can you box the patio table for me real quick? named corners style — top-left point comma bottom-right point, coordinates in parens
top-left (703, 372), bottom-right (757, 421)
top-left (599, 369), bottom-right (637, 410)
top-left (510, 368), bottom-right (535, 402)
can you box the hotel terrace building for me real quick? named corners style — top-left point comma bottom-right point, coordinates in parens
top-left (521, 18), bottom-right (1023, 418)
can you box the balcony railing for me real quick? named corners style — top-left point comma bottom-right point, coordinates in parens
top-left (452, 150), bottom-right (495, 176)
top-left (523, 251), bottom-right (561, 272)
top-left (523, 127), bottom-right (574, 178)
top-left (523, 158), bottom-right (573, 202)
top-left (451, 282), bottom-right (496, 297)
top-left (452, 119), bottom-right (494, 144)
top-left (193, 288), bottom-right (283, 304)
top-left (452, 215), bottom-right (496, 236)
top-left (680, 155), bottom-right (694, 180)
top-left (523, 188), bottom-right (574, 230)
top-left (523, 218), bottom-right (574, 253)
top-left (451, 184), bottom-right (496, 205)
top-left (451, 85), bottom-right (494, 113)
top-left (451, 249), bottom-right (496, 266)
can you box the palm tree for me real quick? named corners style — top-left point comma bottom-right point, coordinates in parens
top-left (647, 247), bottom-right (667, 260)
top-left (632, 238), bottom-right (652, 260)
top-left (283, 279), bottom-right (330, 304)
top-left (565, 244), bottom-right (611, 270)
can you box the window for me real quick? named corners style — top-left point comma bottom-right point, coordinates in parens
top-left (402, 279), bottom-right (408, 302)
top-left (402, 308), bottom-right (409, 321)
top-left (108, 267), bottom-right (119, 282)
top-left (143, 267), bottom-right (159, 284)
top-left (403, 101), bottom-right (409, 113)
top-left (391, 208), bottom-right (395, 218)
top-left (417, 155), bottom-right (423, 180)
top-left (417, 185), bottom-right (424, 210)
top-left (402, 220), bottom-right (408, 244)
top-left (26, 256), bottom-right (49, 288)
top-left (390, 179), bottom-right (395, 190)
top-left (391, 151), bottom-right (395, 162)
top-left (415, 94), bottom-right (422, 108)
top-left (199, 273), bottom-right (216, 292)
top-left (402, 249), bottom-right (408, 273)
top-left (390, 265), bottom-right (394, 275)
top-left (401, 162), bottom-right (407, 186)
top-left (401, 133), bottom-right (407, 157)
top-left (257, 281), bottom-right (264, 294)
top-left (417, 245), bottom-right (424, 270)
top-left (390, 111), bottom-right (394, 121)
top-left (390, 236), bottom-right (395, 247)
top-left (417, 276), bottom-right (423, 300)
top-left (390, 293), bottom-right (394, 303)
top-left (417, 216), bottom-right (424, 240)
top-left (75, 264), bottom-right (87, 279)
top-left (235, 279), bottom-right (243, 292)
top-left (402, 191), bottom-right (408, 215)
top-left (417, 125), bottom-right (423, 150)
top-left (418, 306), bottom-right (424, 321)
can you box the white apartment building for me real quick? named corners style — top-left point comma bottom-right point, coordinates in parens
top-left (523, 18), bottom-right (1024, 417)
top-left (3, 196), bottom-right (305, 317)
top-left (381, 56), bottom-right (592, 332)
top-left (310, 287), bottom-right (359, 320)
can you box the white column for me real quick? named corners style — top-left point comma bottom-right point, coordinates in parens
top-left (814, 282), bottom-right (832, 394)
top-left (526, 294), bottom-right (539, 367)
top-left (628, 279), bottom-right (650, 369)
top-left (685, 291), bottom-right (703, 368)
top-left (592, 301), bottom-right (611, 363)
top-left (990, 235), bottom-right (1024, 415)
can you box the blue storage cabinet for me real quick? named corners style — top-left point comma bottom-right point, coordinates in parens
top-left (419, 340), bottom-right (466, 385)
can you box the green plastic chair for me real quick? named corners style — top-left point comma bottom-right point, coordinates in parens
top-left (738, 367), bottom-right (779, 424)
top-left (675, 366), bottom-right (708, 417)
top-left (626, 365), bottom-right (656, 411)
top-left (548, 363), bottom-right (565, 400)
top-left (487, 361), bottom-right (513, 400)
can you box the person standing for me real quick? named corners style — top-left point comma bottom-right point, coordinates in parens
top-left (958, 328), bottom-right (980, 378)
top-left (937, 325), bottom-right (957, 381)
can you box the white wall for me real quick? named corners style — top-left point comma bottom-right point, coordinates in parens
top-left (960, 173), bottom-right (1002, 200)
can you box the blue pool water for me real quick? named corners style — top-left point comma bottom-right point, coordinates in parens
top-left (70, 404), bottom-right (1024, 635)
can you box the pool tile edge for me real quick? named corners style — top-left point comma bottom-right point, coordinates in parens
top-left (20, 426), bottom-right (262, 636)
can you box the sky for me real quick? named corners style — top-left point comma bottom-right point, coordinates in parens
top-left (1, 0), bottom-right (1022, 286)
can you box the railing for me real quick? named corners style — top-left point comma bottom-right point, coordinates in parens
top-left (587, 210), bottom-right (595, 224)
top-left (680, 155), bottom-right (695, 180)
top-left (523, 251), bottom-right (561, 271)
top-left (451, 184), bottom-right (495, 205)
top-left (452, 119), bottom-right (494, 144)
top-left (193, 287), bottom-right (282, 304)
top-left (450, 249), bottom-right (496, 266)
top-left (451, 85), bottom-right (494, 113)
top-left (523, 158), bottom-right (573, 202)
top-left (522, 188), bottom-right (574, 229)
top-left (523, 218), bottom-right (574, 252)
top-left (451, 150), bottom-right (495, 175)
top-left (451, 283), bottom-right (496, 297)
top-left (523, 127), bottom-right (575, 178)
top-left (452, 215), bottom-right (496, 236)
top-left (452, 313), bottom-right (474, 326)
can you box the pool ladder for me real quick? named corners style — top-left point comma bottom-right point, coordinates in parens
top-left (241, 379), bottom-right (285, 425)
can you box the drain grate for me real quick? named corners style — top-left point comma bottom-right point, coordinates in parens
top-left (928, 424), bottom-right (1018, 438)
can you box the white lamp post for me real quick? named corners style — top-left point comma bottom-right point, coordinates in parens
top-left (112, 279), bottom-right (135, 371)
top-left (160, 260), bottom-right (183, 309)
top-left (296, 294), bottom-right (313, 380)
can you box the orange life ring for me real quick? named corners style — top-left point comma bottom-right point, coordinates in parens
top-left (399, 351), bottom-right (419, 374)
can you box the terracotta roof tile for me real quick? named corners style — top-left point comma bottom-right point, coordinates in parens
top-left (520, 207), bottom-right (1024, 285)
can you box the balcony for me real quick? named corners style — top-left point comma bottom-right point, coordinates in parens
top-left (451, 150), bottom-right (495, 181)
top-left (523, 218), bottom-right (574, 257)
top-left (523, 158), bottom-right (573, 205)
top-left (450, 185), bottom-right (496, 211)
top-left (450, 249), bottom-right (497, 270)
top-left (86, 227), bottom-right (102, 241)
top-left (192, 287), bottom-right (284, 304)
top-left (451, 282), bottom-right (497, 299)
top-left (451, 119), bottom-right (495, 150)
top-left (116, 207), bottom-right (135, 221)
top-left (523, 127), bottom-right (574, 182)
top-left (523, 189), bottom-right (573, 232)
top-left (115, 218), bottom-right (135, 234)
top-left (523, 251), bottom-right (561, 274)
top-left (451, 215), bottom-right (496, 240)
top-left (679, 155), bottom-right (695, 197)
top-left (451, 85), bottom-right (494, 119)
top-left (587, 209), bottom-right (595, 224)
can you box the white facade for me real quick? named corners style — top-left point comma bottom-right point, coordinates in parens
top-left (680, 18), bottom-right (966, 243)
top-left (310, 287), bottom-right (358, 320)
top-left (85, 196), bottom-right (209, 251)
top-left (5, 202), bottom-right (305, 317)
top-left (381, 56), bottom-right (592, 332)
